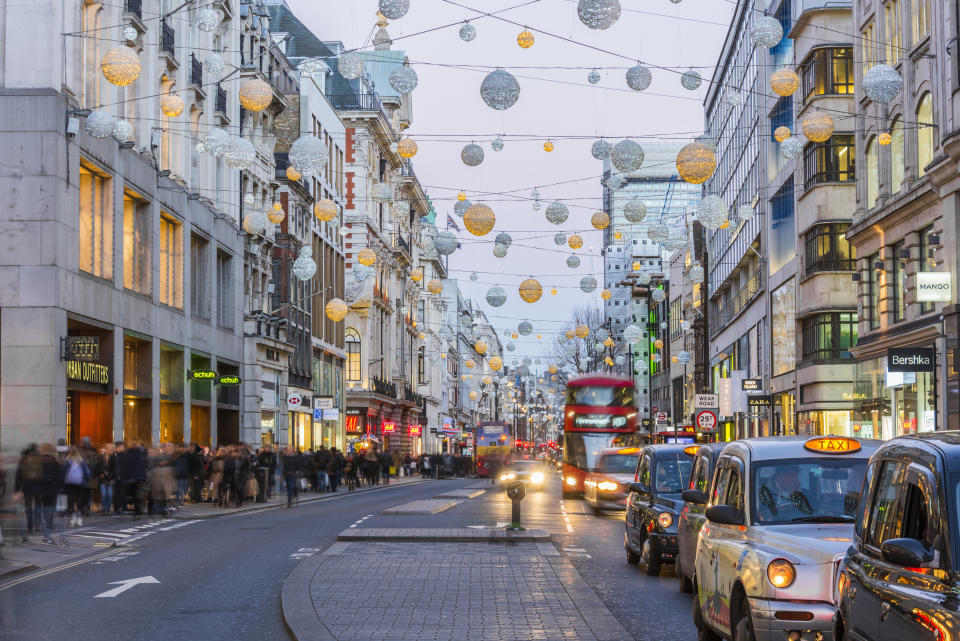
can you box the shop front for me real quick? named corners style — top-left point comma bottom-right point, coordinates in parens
top-left (189, 353), bottom-right (213, 447)
top-left (853, 347), bottom-right (937, 439)
top-left (64, 321), bottom-right (114, 446)
top-left (287, 389), bottom-right (313, 451)
top-left (123, 332), bottom-right (151, 443)
top-left (345, 408), bottom-right (366, 452)
top-left (216, 363), bottom-right (241, 446)
top-left (159, 343), bottom-right (185, 444)
top-left (797, 384), bottom-right (860, 438)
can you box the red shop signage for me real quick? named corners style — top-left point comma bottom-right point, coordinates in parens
top-left (409, 424), bottom-right (422, 436)
top-left (382, 421), bottom-right (396, 433)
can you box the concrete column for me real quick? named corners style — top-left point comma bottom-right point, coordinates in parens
top-left (113, 326), bottom-right (124, 443)
top-left (210, 355), bottom-right (219, 449)
top-left (183, 347), bottom-right (192, 445)
top-left (151, 339), bottom-right (161, 446)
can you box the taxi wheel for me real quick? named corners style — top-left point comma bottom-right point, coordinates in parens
top-left (733, 598), bottom-right (756, 641)
top-left (642, 539), bottom-right (661, 576)
top-left (624, 533), bottom-right (640, 565)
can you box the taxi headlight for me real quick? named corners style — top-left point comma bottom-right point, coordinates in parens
top-left (565, 476), bottom-right (577, 486)
top-left (597, 481), bottom-right (618, 492)
top-left (531, 472), bottom-right (544, 483)
top-left (657, 512), bottom-right (674, 529)
top-left (767, 558), bottom-right (796, 589)
top-left (500, 472), bottom-right (516, 480)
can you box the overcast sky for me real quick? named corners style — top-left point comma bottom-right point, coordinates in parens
top-left (289, 0), bottom-right (733, 362)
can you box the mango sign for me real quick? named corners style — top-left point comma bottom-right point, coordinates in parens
top-left (804, 437), bottom-right (861, 455)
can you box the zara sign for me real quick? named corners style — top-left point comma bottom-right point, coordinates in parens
top-left (916, 272), bottom-right (952, 302)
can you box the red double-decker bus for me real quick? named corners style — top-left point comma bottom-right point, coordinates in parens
top-left (562, 374), bottom-right (643, 497)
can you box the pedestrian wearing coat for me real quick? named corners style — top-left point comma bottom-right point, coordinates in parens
top-left (35, 443), bottom-right (62, 543)
top-left (62, 447), bottom-right (90, 527)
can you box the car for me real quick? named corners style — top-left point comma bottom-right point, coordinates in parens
top-left (691, 436), bottom-right (879, 641)
top-left (583, 447), bottom-right (641, 512)
top-left (624, 443), bottom-right (697, 575)
top-left (838, 431), bottom-right (960, 641)
top-left (499, 458), bottom-right (547, 489)
top-left (676, 442), bottom-right (726, 594)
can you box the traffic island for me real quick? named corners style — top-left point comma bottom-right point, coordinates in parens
top-left (381, 499), bottom-right (461, 515)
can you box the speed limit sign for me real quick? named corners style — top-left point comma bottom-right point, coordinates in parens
top-left (695, 410), bottom-right (717, 433)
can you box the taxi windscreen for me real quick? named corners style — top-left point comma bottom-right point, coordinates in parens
top-left (655, 458), bottom-right (693, 495)
top-left (597, 453), bottom-right (638, 473)
top-left (753, 458), bottom-right (866, 525)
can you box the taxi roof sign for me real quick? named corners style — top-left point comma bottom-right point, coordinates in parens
top-left (804, 437), bottom-right (861, 455)
top-left (683, 445), bottom-right (701, 457)
top-left (616, 447), bottom-right (641, 455)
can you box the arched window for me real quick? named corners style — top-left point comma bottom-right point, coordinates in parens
top-left (917, 93), bottom-right (934, 176)
top-left (890, 117), bottom-right (904, 191)
top-left (345, 328), bottom-right (361, 381)
top-left (866, 137), bottom-right (879, 209)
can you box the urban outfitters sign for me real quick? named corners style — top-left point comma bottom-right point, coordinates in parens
top-left (916, 272), bottom-right (952, 302)
top-left (66, 360), bottom-right (110, 385)
top-left (887, 347), bottom-right (935, 372)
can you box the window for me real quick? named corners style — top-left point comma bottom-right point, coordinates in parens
top-left (800, 48), bottom-right (854, 102)
top-left (122, 192), bottom-right (150, 294)
top-left (803, 134), bottom-right (855, 188)
top-left (890, 117), bottom-right (905, 190)
top-left (724, 464), bottom-right (743, 511)
top-left (79, 163), bottom-right (113, 279)
top-left (711, 463), bottom-right (732, 505)
top-left (636, 455), bottom-right (651, 488)
top-left (81, 2), bottom-right (102, 109)
top-left (345, 328), bottom-right (361, 381)
top-left (919, 226), bottom-right (936, 313)
top-left (866, 138), bottom-right (879, 209)
top-left (216, 250), bottom-right (233, 328)
top-left (802, 312), bottom-right (857, 360)
top-left (417, 346), bottom-right (425, 384)
top-left (688, 457), bottom-right (711, 494)
top-left (866, 461), bottom-right (905, 548)
top-left (912, 0), bottom-right (930, 46)
top-left (866, 253), bottom-right (881, 329)
top-left (770, 179), bottom-right (796, 274)
top-left (159, 213), bottom-right (183, 309)
top-left (917, 93), bottom-right (934, 176)
top-left (892, 240), bottom-right (906, 321)
top-left (805, 223), bottom-right (855, 273)
top-left (884, 0), bottom-right (901, 65)
top-left (770, 96), bottom-right (793, 142)
top-left (754, 458), bottom-right (867, 525)
top-left (191, 235), bottom-right (209, 319)
top-left (772, 279), bottom-right (797, 376)
top-left (862, 21), bottom-right (876, 69)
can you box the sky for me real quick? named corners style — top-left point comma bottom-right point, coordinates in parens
top-left (288, 0), bottom-right (734, 362)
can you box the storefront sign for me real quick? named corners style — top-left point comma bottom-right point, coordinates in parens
top-left (841, 392), bottom-right (866, 400)
top-left (916, 272), bottom-right (952, 302)
top-left (313, 396), bottom-right (335, 410)
top-left (747, 395), bottom-right (772, 408)
top-left (741, 378), bottom-right (762, 391)
top-left (63, 336), bottom-right (99, 362)
top-left (190, 369), bottom-right (217, 381)
top-left (382, 421), bottom-right (396, 433)
top-left (66, 360), bottom-right (110, 385)
top-left (286, 392), bottom-right (304, 410)
top-left (409, 424), bottom-right (422, 436)
top-left (322, 408), bottom-right (339, 421)
top-left (345, 412), bottom-right (364, 434)
top-left (887, 347), bottom-right (935, 372)
top-left (217, 374), bottom-right (241, 386)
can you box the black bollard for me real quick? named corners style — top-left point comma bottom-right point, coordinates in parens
top-left (505, 480), bottom-right (526, 530)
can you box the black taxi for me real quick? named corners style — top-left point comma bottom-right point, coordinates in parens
top-left (676, 442), bottom-right (726, 594)
top-left (624, 443), bottom-right (696, 576)
top-left (839, 432), bottom-right (960, 641)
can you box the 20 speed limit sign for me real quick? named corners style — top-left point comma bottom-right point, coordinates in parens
top-left (695, 410), bottom-right (717, 433)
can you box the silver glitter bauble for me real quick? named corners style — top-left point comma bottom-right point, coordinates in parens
top-left (780, 137), bottom-right (803, 159)
top-left (604, 172), bottom-right (627, 190)
top-left (292, 252), bottom-right (317, 281)
top-left (663, 228), bottom-right (688, 252)
top-left (523, 357), bottom-right (533, 366)
top-left (651, 289), bottom-right (666, 303)
top-left (622, 324), bottom-right (643, 343)
top-left (242, 210), bottom-right (269, 235)
top-left (580, 276), bottom-right (597, 293)
top-left (567, 254), bottom-right (581, 269)
top-left (546, 201), bottom-right (569, 225)
top-left (204, 52), bottom-right (225, 76)
top-left (554, 233), bottom-right (567, 246)
top-left (518, 366), bottom-right (530, 377)
top-left (461, 143), bottom-right (485, 166)
top-left (389, 65), bottom-right (418, 94)
top-left (626, 65), bottom-right (652, 91)
top-left (624, 198), bottom-right (647, 223)
top-left (224, 137), bottom-right (256, 170)
top-left (697, 195), bottom-right (729, 229)
top-left (750, 16), bottom-right (783, 48)
top-left (680, 69), bottom-right (702, 90)
top-left (677, 350), bottom-right (692, 364)
top-left (371, 182), bottom-right (393, 203)
top-left (689, 265), bottom-right (705, 283)
top-left (695, 134), bottom-right (718, 151)
top-left (532, 201), bottom-right (541, 211)
top-left (587, 70), bottom-right (601, 84)
top-left (506, 342), bottom-right (516, 351)
top-left (647, 223), bottom-right (670, 243)
top-left (86, 109), bottom-right (115, 139)
top-left (591, 139), bottom-right (612, 160)
top-left (353, 264), bottom-right (374, 281)
top-left (470, 272), bottom-right (479, 281)
top-left (391, 201), bottom-right (410, 218)
top-left (724, 90), bottom-right (744, 107)
top-left (518, 321), bottom-right (533, 336)
top-left (338, 53), bottom-right (364, 80)
top-left (611, 139), bottom-right (644, 172)
top-left (680, 320), bottom-right (692, 332)
top-left (243, 193), bottom-right (256, 206)
top-left (493, 244), bottom-right (508, 258)
top-left (196, 7), bottom-right (222, 32)
top-left (486, 286), bottom-right (507, 307)
top-left (459, 22), bottom-right (477, 41)
top-left (112, 119), bottom-right (132, 143)
top-left (491, 137), bottom-right (504, 151)
top-left (289, 135), bottom-right (329, 178)
top-left (737, 204), bottom-right (755, 221)
top-left (123, 26), bottom-right (138, 42)
top-left (389, 142), bottom-right (399, 154)
top-left (495, 232), bottom-right (512, 248)
top-left (203, 127), bottom-right (230, 157)
top-left (454, 199), bottom-right (472, 217)
top-left (578, 0), bottom-right (622, 30)
top-left (434, 231), bottom-right (458, 255)
top-left (480, 69), bottom-right (520, 110)
top-left (862, 64), bottom-right (902, 104)
top-left (379, 0), bottom-right (410, 19)
top-left (637, 271), bottom-right (652, 285)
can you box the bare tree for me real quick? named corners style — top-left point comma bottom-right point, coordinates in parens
top-left (549, 305), bottom-right (627, 378)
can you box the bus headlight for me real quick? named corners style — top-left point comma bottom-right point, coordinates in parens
top-left (657, 512), bottom-right (674, 529)
top-left (565, 476), bottom-right (577, 486)
top-left (767, 558), bottom-right (796, 589)
top-left (597, 481), bottom-right (618, 492)
top-left (531, 472), bottom-right (544, 483)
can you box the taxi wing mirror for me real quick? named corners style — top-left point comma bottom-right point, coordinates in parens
top-left (682, 489), bottom-right (708, 505)
top-left (705, 505), bottom-right (744, 526)
top-left (881, 538), bottom-right (934, 567)
top-left (628, 482), bottom-right (650, 495)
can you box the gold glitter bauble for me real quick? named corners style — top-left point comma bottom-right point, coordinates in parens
top-left (591, 211), bottom-right (611, 230)
top-left (489, 356), bottom-right (503, 371)
top-left (286, 166), bottom-right (302, 181)
top-left (518, 277), bottom-right (543, 303)
top-left (411, 268), bottom-right (423, 282)
top-left (314, 199), bottom-right (338, 222)
top-left (239, 78), bottom-right (274, 111)
top-left (427, 279), bottom-right (443, 294)
top-left (357, 248), bottom-right (377, 266)
top-left (601, 289), bottom-right (611, 300)
top-left (101, 46), bottom-right (142, 86)
top-left (463, 203), bottom-right (496, 236)
top-left (325, 298), bottom-right (348, 321)
top-left (802, 113), bottom-right (834, 143)
top-left (770, 68), bottom-right (800, 96)
top-left (543, 140), bottom-right (554, 152)
top-left (568, 234), bottom-right (583, 249)
top-left (774, 126), bottom-right (791, 142)
top-left (676, 141), bottom-right (717, 185)
top-left (397, 137), bottom-right (418, 158)
top-left (474, 340), bottom-right (488, 354)
top-left (160, 94), bottom-right (184, 117)
top-left (575, 325), bottom-right (589, 339)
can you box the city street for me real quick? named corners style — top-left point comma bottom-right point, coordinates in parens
top-left (0, 474), bottom-right (691, 641)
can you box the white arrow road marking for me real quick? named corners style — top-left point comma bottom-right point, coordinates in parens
top-left (94, 576), bottom-right (160, 598)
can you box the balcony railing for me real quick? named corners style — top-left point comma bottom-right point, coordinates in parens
top-left (327, 93), bottom-right (383, 112)
top-left (400, 161), bottom-right (415, 177)
top-left (370, 377), bottom-right (397, 399)
top-left (190, 53), bottom-right (203, 87)
top-left (395, 234), bottom-right (410, 255)
top-left (125, 0), bottom-right (142, 19)
top-left (161, 20), bottom-right (175, 56)
top-left (709, 267), bottom-right (765, 338)
top-left (215, 84), bottom-right (227, 113)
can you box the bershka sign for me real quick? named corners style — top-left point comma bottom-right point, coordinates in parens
top-left (916, 272), bottom-right (952, 302)
top-left (887, 347), bottom-right (935, 372)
